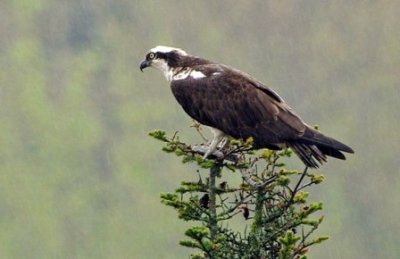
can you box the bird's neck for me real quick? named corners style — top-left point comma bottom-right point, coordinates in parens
top-left (164, 67), bottom-right (193, 82)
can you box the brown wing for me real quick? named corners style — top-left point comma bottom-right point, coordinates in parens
top-left (170, 65), bottom-right (307, 148)
top-left (170, 64), bottom-right (354, 168)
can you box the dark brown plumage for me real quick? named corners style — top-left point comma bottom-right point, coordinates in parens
top-left (140, 46), bottom-right (354, 168)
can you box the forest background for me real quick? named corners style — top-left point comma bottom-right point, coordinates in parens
top-left (0, 1), bottom-right (399, 258)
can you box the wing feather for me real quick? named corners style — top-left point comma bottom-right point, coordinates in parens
top-left (168, 62), bottom-right (353, 167)
top-left (170, 64), bottom-right (306, 146)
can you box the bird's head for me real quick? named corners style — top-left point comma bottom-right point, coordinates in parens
top-left (140, 46), bottom-right (188, 74)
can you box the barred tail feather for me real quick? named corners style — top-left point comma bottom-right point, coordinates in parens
top-left (290, 143), bottom-right (327, 168)
top-left (288, 127), bottom-right (354, 168)
top-left (302, 128), bottom-right (354, 154)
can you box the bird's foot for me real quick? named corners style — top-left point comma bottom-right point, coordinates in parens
top-left (192, 145), bottom-right (223, 160)
top-left (202, 149), bottom-right (212, 160)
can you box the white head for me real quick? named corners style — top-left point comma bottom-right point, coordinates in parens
top-left (149, 46), bottom-right (187, 56)
top-left (140, 46), bottom-right (188, 80)
top-left (140, 46), bottom-right (211, 81)
top-left (140, 46), bottom-right (186, 70)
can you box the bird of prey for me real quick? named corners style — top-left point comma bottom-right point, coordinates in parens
top-left (140, 46), bottom-right (354, 168)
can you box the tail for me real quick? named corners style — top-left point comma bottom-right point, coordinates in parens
top-left (288, 127), bottom-right (354, 168)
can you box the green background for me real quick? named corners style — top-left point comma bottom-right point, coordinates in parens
top-left (1, 1), bottom-right (399, 258)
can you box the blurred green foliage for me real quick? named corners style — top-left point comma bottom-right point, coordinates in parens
top-left (0, 1), bottom-right (399, 258)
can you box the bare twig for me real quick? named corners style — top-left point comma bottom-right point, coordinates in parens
top-left (239, 167), bottom-right (278, 189)
top-left (289, 167), bottom-right (309, 203)
top-left (190, 120), bottom-right (208, 142)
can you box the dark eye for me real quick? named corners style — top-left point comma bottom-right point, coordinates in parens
top-left (148, 52), bottom-right (155, 59)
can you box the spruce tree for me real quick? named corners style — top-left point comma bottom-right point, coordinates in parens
top-left (149, 128), bottom-right (328, 259)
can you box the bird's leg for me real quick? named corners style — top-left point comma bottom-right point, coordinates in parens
top-left (217, 137), bottom-right (228, 150)
top-left (203, 128), bottom-right (226, 159)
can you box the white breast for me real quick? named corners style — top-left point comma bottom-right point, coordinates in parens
top-left (190, 70), bottom-right (206, 79)
top-left (171, 69), bottom-right (206, 81)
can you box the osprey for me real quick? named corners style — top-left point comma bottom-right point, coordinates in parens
top-left (140, 46), bottom-right (354, 168)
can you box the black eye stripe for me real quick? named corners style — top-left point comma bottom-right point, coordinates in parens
top-left (145, 51), bottom-right (178, 67)
top-left (156, 52), bottom-right (167, 60)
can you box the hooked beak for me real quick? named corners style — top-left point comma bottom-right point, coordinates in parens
top-left (140, 60), bottom-right (151, 72)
